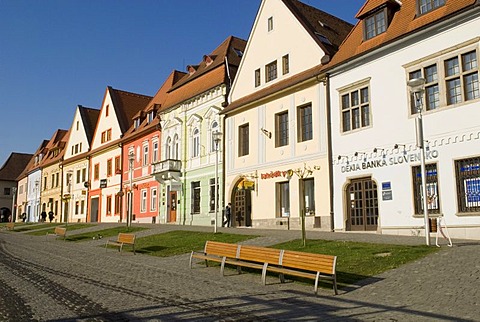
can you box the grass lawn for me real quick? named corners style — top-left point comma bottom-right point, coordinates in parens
top-left (135, 230), bottom-right (257, 257)
top-left (27, 223), bottom-right (95, 236)
top-left (271, 239), bottom-right (440, 287)
top-left (66, 226), bottom-right (147, 242)
top-left (12, 223), bottom-right (63, 232)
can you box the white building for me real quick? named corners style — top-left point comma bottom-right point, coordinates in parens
top-left (327, 0), bottom-right (480, 239)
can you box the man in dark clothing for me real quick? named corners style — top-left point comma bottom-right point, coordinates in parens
top-left (48, 211), bottom-right (54, 223)
top-left (223, 203), bottom-right (231, 227)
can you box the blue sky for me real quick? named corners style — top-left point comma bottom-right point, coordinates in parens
top-left (0, 0), bottom-right (365, 165)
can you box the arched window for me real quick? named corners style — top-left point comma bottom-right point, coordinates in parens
top-left (192, 128), bottom-right (200, 158)
top-left (166, 137), bottom-right (172, 160)
top-left (211, 121), bottom-right (218, 152)
top-left (173, 134), bottom-right (179, 160)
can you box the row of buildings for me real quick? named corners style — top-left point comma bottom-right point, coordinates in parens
top-left (1, 0), bottom-right (479, 240)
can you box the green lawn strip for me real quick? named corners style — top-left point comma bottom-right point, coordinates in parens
top-left (68, 226), bottom-right (147, 242)
top-left (27, 223), bottom-right (95, 236)
top-left (135, 231), bottom-right (257, 257)
top-left (13, 223), bottom-right (63, 232)
top-left (271, 239), bottom-right (440, 288)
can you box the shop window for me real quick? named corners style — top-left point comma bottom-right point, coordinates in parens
top-left (141, 189), bottom-right (147, 213)
top-left (455, 156), bottom-right (480, 213)
top-left (191, 181), bottom-right (201, 214)
top-left (412, 163), bottom-right (440, 215)
top-left (301, 178), bottom-right (315, 214)
top-left (276, 181), bottom-right (290, 217)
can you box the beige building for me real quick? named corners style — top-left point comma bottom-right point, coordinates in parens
top-left (222, 0), bottom-right (352, 229)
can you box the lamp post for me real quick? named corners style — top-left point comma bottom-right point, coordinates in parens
top-left (407, 77), bottom-right (430, 246)
top-left (11, 187), bottom-right (17, 222)
top-left (213, 131), bottom-right (222, 233)
top-left (34, 180), bottom-right (39, 223)
top-left (66, 170), bottom-right (73, 227)
top-left (128, 151), bottom-right (135, 228)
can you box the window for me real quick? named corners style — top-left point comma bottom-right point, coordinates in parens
top-left (74, 144), bottom-right (78, 154)
top-left (147, 111), bottom-right (154, 123)
top-left (301, 178), bottom-right (315, 214)
top-left (43, 177), bottom-right (47, 190)
top-left (94, 163), bottom-right (99, 180)
top-left (211, 121), bottom-right (218, 152)
top-left (282, 55), bottom-right (289, 75)
top-left (275, 111), bottom-right (289, 147)
top-left (115, 195), bottom-right (121, 214)
top-left (152, 141), bottom-right (159, 163)
top-left (455, 156), bottom-right (480, 213)
top-left (265, 61), bottom-right (277, 82)
top-left (143, 145), bottom-right (149, 166)
top-left (151, 188), bottom-right (157, 211)
top-left (209, 178), bottom-right (219, 212)
top-left (82, 168), bottom-right (86, 182)
top-left (107, 159), bottom-right (112, 176)
top-left (412, 163), bottom-right (440, 215)
top-left (276, 181), bottom-right (290, 217)
top-left (76, 121), bottom-right (79, 131)
top-left (166, 137), bottom-right (172, 159)
top-left (297, 103), bottom-right (313, 142)
top-left (4, 187), bottom-right (10, 196)
top-left (75, 201), bottom-right (79, 215)
top-left (56, 173), bottom-right (59, 187)
top-left (255, 68), bottom-right (261, 87)
top-left (417, 0), bottom-right (445, 15)
top-left (267, 16), bottom-right (273, 32)
top-left (81, 200), bottom-right (85, 214)
top-left (76, 170), bottom-right (81, 184)
top-left (101, 129), bottom-right (112, 143)
top-left (51, 174), bottom-right (55, 189)
top-left (141, 189), bottom-right (147, 213)
top-left (238, 123), bottom-right (249, 157)
top-left (105, 104), bottom-right (109, 117)
top-left (341, 85), bottom-right (370, 132)
top-left (115, 156), bottom-right (120, 173)
top-left (79, 142), bottom-right (82, 153)
top-left (173, 134), bottom-right (179, 160)
top-left (192, 128), bottom-right (200, 158)
top-left (106, 195), bottom-right (112, 215)
top-left (408, 48), bottom-right (479, 113)
top-left (191, 181), bottom-right (201, 214)
top-left (364, 9), bottom-right (386, 40)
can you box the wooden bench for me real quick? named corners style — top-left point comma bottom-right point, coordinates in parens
top-left (105, 233), bottom-right (136, 254)
top-left (6, 222), bottom-right (15, 231)
top-left (190, 241), bottom-right (239, 272)
top-left (46, 226), bottom-right (67, 240)
top-left (190, 241), bottom-right (338, 295)
top-left (267, 250), bottom-right (338, 295)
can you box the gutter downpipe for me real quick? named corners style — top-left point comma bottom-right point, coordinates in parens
top-left (325, 73), bottom-right (335, 232)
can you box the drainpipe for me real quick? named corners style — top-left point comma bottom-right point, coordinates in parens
top-left (325, 73), bottom-right (335, 232)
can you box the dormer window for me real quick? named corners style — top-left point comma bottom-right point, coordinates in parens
top-left (147, 111), bottom-right (154, 124)
top-left (134, 118), bottom-right (141, 129)
top-left (364, 9), bottom-right (386, 40)
top-left (187, 65), bottom-right (198, 75)
top-left (203, 55), bottom-right (215, 66)
top-left (417, 0), bottom-right (445, 16)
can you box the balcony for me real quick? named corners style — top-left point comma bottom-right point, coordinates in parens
top-left (152, 159), bottom-right (182, 182)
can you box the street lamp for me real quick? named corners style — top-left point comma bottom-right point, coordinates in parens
top-left (11, 187), bottom-right (17, 222)
top-left (66, 170), bottom-right (73, 227)
top-left (128, 151), bottom-right (135, 228)
top-left (213, 131), bottom-right (222, 233)
top-left (408, 77), bottom-right (430, 246)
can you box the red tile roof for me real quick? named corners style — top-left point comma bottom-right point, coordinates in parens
top-left (78, 105), bottom-right (100, 145)
top-left (40, 129), bottom-right (70, 168)
top-left (108, 87), bottom-right (153, 134)
top-left (327, 0), bottom-right (478, 67)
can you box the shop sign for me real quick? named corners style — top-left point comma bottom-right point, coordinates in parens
top-left (237, 179), bottom-right (255, 190)
top-left (341, 150), bottom-right (439, 173)
top-left (261, 170), bottom-right (290, 180)
top-left (100, 179), bottom-right (107, 188)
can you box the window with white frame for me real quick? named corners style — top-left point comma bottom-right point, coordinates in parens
top-left (211, 121), bottom-right (218, 152)
top-left (141, 189), bottom-right (147, 213)
top-left (192, 128), bottom-right (200, 158)
top-left (340, 82), bottom-right (370, 133)
top-left (173, 134), bottom-right (179, 160)
top-left (267, 16), bottom-right (274, 32)
top-left (151, 187), bottom-right (157, 211)
top-left (166, 137), bottom-right (172, 159)
top-left (276, 181), bottom-right (290, 217)
top-left (265, 60), bottom-right (277, 83)
top-left (152, 140), bottom-right (159, 163)
top-left (275, 111), bottom-right (289, 147)
top-left (297, 103), bottom-right (313, 142)
top-left (143, 144), bottom-right (149, 166)
top-left (407, 46), bottom-right (479, 114)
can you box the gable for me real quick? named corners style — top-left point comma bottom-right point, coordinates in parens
top-left (230, 0), bottom-right (352, 102)
top-left (64, 106), bottom-right (100, 160)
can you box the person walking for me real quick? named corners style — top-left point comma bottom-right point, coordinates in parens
top-left (223, 203), bottom-right (231, 227)
top-left (48, 211), bottom-right (55, 223)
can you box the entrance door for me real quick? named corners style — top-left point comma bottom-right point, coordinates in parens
top-left (169, 191), bottom-right (177, 223)
top-left (90, 198), bottom-right (99, 223)
top-left (346, 178), bottom-right (378, 231)
top-left (233, 187), bottom-right (252, 227)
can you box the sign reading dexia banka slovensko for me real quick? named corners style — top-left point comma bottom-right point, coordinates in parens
top-left (340, 150), bottom-right (439, 173)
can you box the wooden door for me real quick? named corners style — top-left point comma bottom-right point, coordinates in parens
top-left (169, 191), bottom-right (177, 223)
top-left (346, 178), bottom-right (378, 231)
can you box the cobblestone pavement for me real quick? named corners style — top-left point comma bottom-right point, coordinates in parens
top-left (0, 224), bottom-right (479, 321)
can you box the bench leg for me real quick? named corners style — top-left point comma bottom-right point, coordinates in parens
top-left (314, 272), bottom-right (320, 295)
top-left (279, 273), bottom-right (285, 283)
top-left (189, 252), bottom-right (194, 269)
top-left (261, 263), bottom-right (268, 285)
top-left (332, 274), bottom-right (338, 295)
top-left (220, 257), bottom-right (226, 276)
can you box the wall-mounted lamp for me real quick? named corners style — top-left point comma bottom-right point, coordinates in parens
top-left (394, 144), bottom-right (405, 149)
top-left (337, 155), bottom-right (348, 163)
top-left (354, 152), bottom-right (365, 157)
top-left (373, 148), bottom-right (384, 153)
top-left (260, 128), bottom-right (272, 139)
